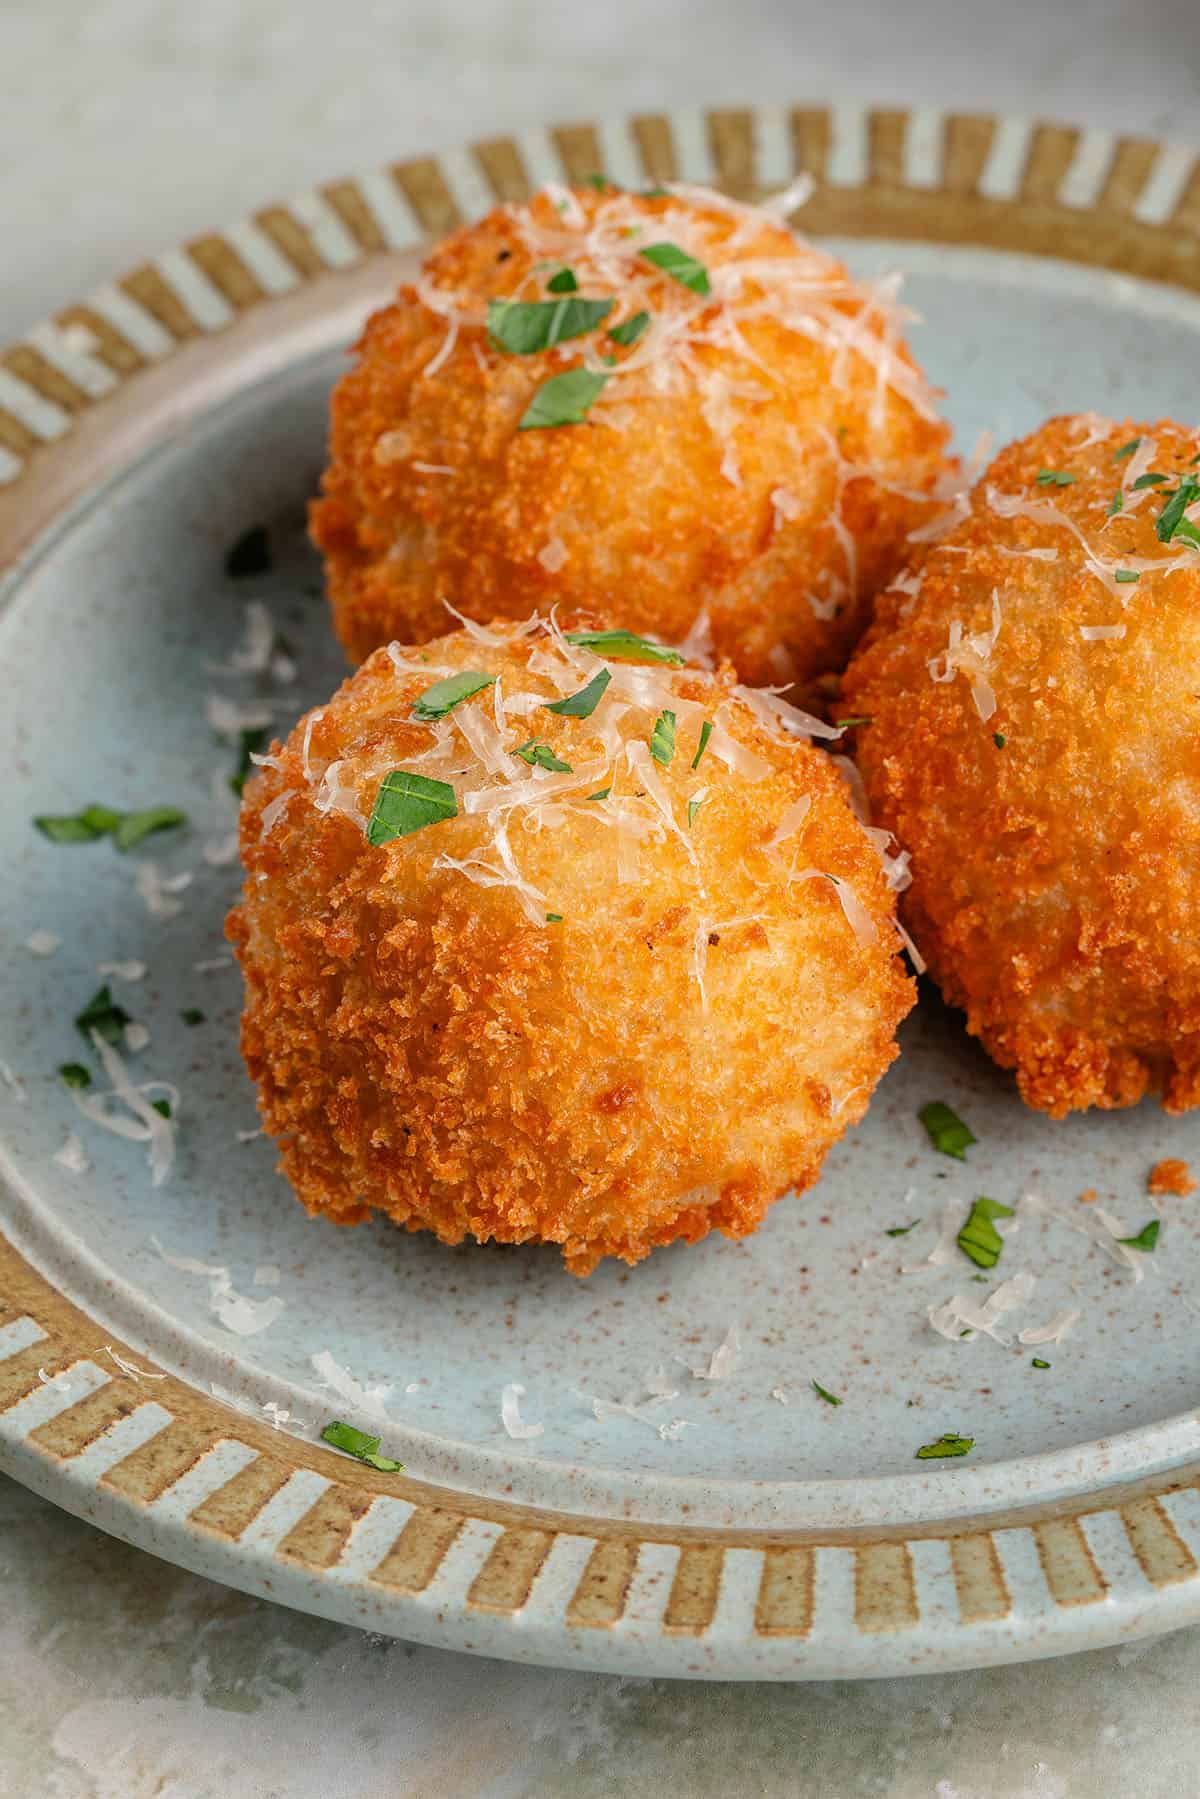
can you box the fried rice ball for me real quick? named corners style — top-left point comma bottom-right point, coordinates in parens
top-left (310, 182), bottom-right (952, 689)
top-left (844, 414), bottom-right (1200, 1117)
top-left (227, 616), bottom-right (913, 1274)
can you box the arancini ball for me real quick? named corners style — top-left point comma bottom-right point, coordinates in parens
top-left (310, 180), bottom-right (952, 689)
top-left (228, 614), bottom-right (914, 1274)
top-left (844, 413), bottom-right (1200, 1118)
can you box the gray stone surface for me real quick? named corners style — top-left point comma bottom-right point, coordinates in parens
top-left (3, 1), bottom-right (1200, 1792)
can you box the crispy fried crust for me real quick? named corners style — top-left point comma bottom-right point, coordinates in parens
top-left (310, 187), bottom-right (951, 688)
top-left (844, 414), bottom-right (1200, 1117)
top-left (228, 622), bottom-right (913, 1272)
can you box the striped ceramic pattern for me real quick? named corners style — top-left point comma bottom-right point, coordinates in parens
top-left (3, 104), bottom-right (1200, 1676)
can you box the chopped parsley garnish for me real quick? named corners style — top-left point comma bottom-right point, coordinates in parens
top-left (919, 1100), bottom-right (976, 1160)
top-left (366, 769), bottom-right (458, 845)
top-left (585, 786), bottom-right (611, 802)
top-left (225, 524), bottom-right (271, 578)
top-left (836, 715), bottom-right (872, 729)
top-left (915, 1433), bottom-right (974, 1460)
top-left (1156, 477), bottom-right (1200, 543)
top-left (546, 266), bottom-right (578, 293)
top-left (957, 1196), bottom-right (1014, 1270)
top-left (812, 1379), bottom-right (842, 1407)
top-left (512, 740), bottom-right (572, 773)
top-left (993, 732), bottom-right (1006, 748)
top-left (57, 1062), bottom-right (92, 1090)
top-left (34, 802), bottom-right (185, 849)
top-left (412, 670), bottom-right (496, 720)
top-left (691, 720), bottom-right (714, 768)
top-left (1035, 469), bottom-right (1077, 487)
top-left (112, 807), bottom-right (188, 853)
top-left (563, 628), bottom-right (684, 666)
top-left (1107, 491), bottom-right (1124, 517)
top-left (1114, 569), bottom-right (1140, 584)
top-left (488, 295), bottom-right (613, 356)
top-left (1031, 1357), bottom-right (1051, 1369)
top-left (1113, 438), bottom-right (1142, 462)
top-left (608, 310), bottom-right (651, 347)
top-left (180, 1008), bottom-right (206, 1027)
top-left (885, 1218), bottom-right (922, 1237)
top-left (544, 668), bottom-right (611, 717)
top-left (1117, 1218), bottom-right (1160, 1252)
top-left (151, 1098), bottom-right (172, 1119)
top-left (74, 985), bottom-right (131, 1047)
top-left (687, 797), bottom-right (703, 828)
top-left (1131, 471), bottom-right (1168, 490)
top-left (230, 728), bottom-right (268, 797)
top-left (1176, 519), bottom-right (1200, 550)
top-left (320, 1419), bottom-right (403, 1473)
top-left (518, 367), bottom-right (608, 429)
top-left (650, 709), bottom-right (676, 766)
top-left (639, 242), bottom-right (711, 295)
top-left (585, 172), bottom-right (615, 191)
top-left (545, 912), bottom-right (563, 923)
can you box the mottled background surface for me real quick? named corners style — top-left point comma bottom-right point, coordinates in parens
top-left (3, 1), bottom-right (1200, 1792)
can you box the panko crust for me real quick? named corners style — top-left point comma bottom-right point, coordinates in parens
top-left (844, 414), bottom-right (1200, 1118)
top-left (228, 620), bottom-right (913, 1273)
top-left (310, 185), bottom-right (952, 688)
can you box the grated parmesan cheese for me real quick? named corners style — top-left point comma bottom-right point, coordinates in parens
top-left (75, 1034), bottom-right (176, 1184)
top-left (153, 1236), bottom-right (285, 1336)
top-left (25, 929), bottom-right (60, 957)
top-left (310, 1348), bottom-right (392, 1423)
top-left (500, 1381), bottom-right (544, 1440)
top-left (1017, 1309), bottom-right (1081, 1346)
top-left (928, 1269), bottom-right (1036, 1345)
top-left (98, 959), bottom-right (147, 982)
top-left (52, 1131), bottom-right (90, 1174)
top-left (928, 588), bottom-right (1002, 720)
top-left (134, 862), bottom-right (192, 920)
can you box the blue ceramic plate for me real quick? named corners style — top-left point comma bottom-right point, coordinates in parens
top-left (2, 105), bottom-right (1200, 1678)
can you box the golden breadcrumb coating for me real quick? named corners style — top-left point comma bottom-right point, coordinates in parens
top-left (228, 617), bottom-right (913, 1273)
top-left (844, 414), bottom-right (1200, 1118)
top-left (1148, 1157), bottom-right (1195, 1197)
top-left (310, 182), bottom-right (952, 688)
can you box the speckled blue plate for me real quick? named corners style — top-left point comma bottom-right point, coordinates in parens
top-left (2, 106), bottom-right (1200, 1679)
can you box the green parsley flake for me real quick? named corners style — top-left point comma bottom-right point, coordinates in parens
top-left (1157, 477), bottom-right (1200, 543)
top-left (488, 295), bottom-right (613, 356)
top-left (915, 1433), bottom-right (974, 1460)
top-left (545, 912), bottom-right (564, 923)
top-left (639, 242), bottom-right (711, 295)
top-left (1036, 469), bottom-right (1077, 487)
top-left (366, 769), bottom-right (458, 845)
top-left (1114, 569), bottom-right (1140, 584)
top-left (812, 1379), bottom-right (842, 1407)
top-left (180, 1008), bottom-right (205, 1027)
top-left (650, 709), bottom-right (676, 766)
top-left (512, 740), bottom-right (572, 773)
top-left (1032, 1357), bottom-right (1051, 1369)
top-left (544, 668), bottom-right (611, 718)
top-left (151, 1098), bottom-right (172, 1119)
top-left (320, 1419), bottom-right (403, 1473)
top-left (112, 807), bottom-right (188, 853)
top-left (74, 985), bottom-right (131, 1047)
top-left (230, 728), bottom-right (268, 798)
top-left (563, 629), bottom-right (684, 666)
top-left (957, 1196), bottom-right (1015, 1270)
top-left (585, 173), bottom-right (615, 191)
top-left (585, 786), bottom-right (611, 802)
top-left (993, 732), bottom-right (1006, 749)
top-left (546, 266), bottom-right (578, 293)
top-left (1107, 491), bottom-right (1124, 517)
top-left (34, 802), bottom-right (185, 849)
top-left (1113, 438), bottom-right (1142, 462)
top-left (518, 368), bottom-right (608, 430)
top-left (1176, 519), bottom-right (1200, 550)
top-left (919, 1100), bottom-right (976, 1160)
top-left (836, 715), bottom-right (872, 729)
top-left (412, 670), bottom-right (496, 720)
top-left (57, 1062), bottom-right (92, 1091)
top-left (1117, 1218), bottom-right (1160, 1252)
top-left (687, 797), bottom-right (703, 828)
top-left (691, 720), bottom-right (714, 769)
top-left (608, 310), bottom-right (651, 347)
top-left (885, 1218), bottom-right (922, 1237)
top-left (1131, 471), bottom-right (1168, 490)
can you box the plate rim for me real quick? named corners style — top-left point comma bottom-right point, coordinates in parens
top-left (3, 100), bottom-right (1200, 1679)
